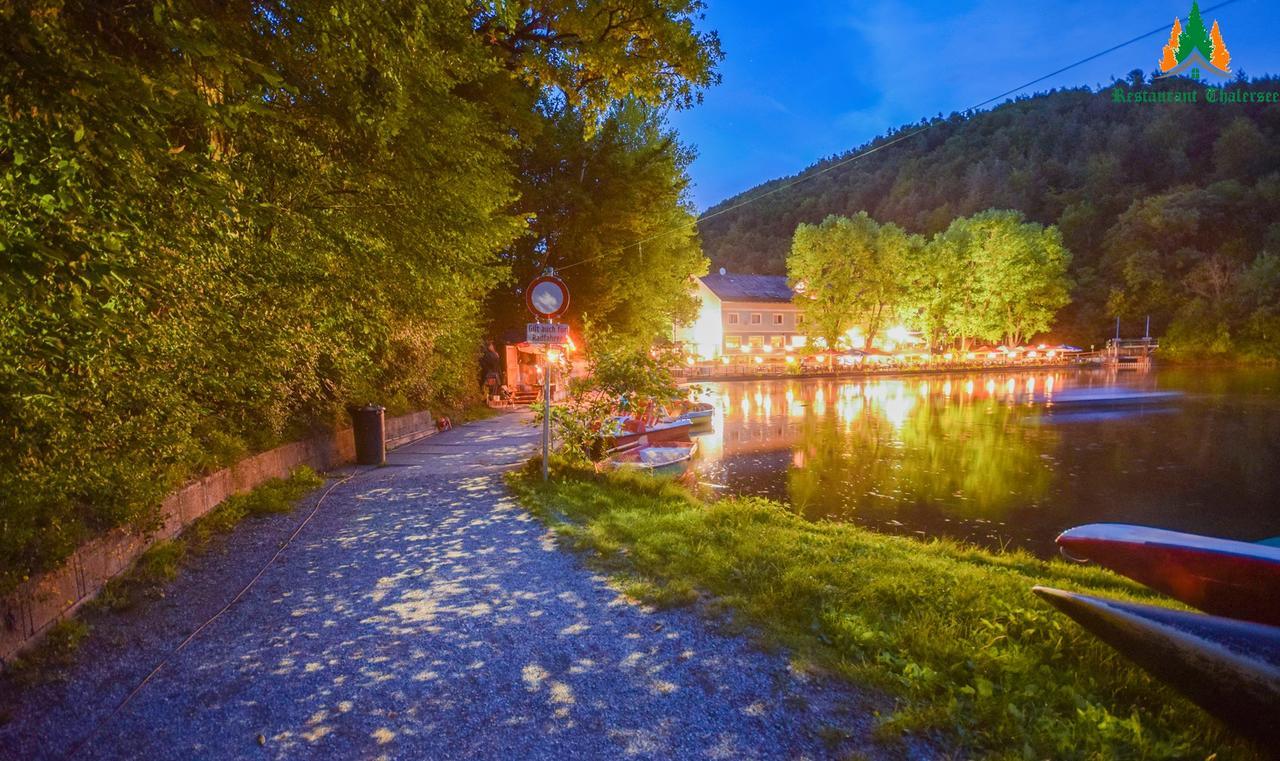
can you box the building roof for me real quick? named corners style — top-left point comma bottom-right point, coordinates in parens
top-left (700, 272), bottom-right (794, 303)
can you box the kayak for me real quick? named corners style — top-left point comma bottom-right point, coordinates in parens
top-left (1056, 524), bottom-right (1280, 626)
top-left (1033, 586), bottom-right (1280, 747)
top-left (600, 438), bottom-right (698, 475)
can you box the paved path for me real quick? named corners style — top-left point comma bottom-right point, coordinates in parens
top-left (2, 414), bottom-right (902, 760)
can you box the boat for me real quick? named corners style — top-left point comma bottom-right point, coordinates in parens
top-left (605, 417), bottom-right (693, 448)
top-left (1032, 586), bottom-right (1280, 747)
top-left (672, 401), bottom-right (715, 429)
top-left (1056, 524), bottom-right (1280, 626)
top-left (599, 437), bottom-right (698, 475)
top-left (1042, 389), bottom-right (1182, 410)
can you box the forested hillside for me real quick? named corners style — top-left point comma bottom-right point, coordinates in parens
top-left (698, 73), bottom-right (1280, 351)
top-left (0, 1), bottom-right (719, 591)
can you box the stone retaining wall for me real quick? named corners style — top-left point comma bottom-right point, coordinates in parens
top-left (0, 409), bottom-right (438, 666)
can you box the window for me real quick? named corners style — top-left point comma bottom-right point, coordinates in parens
top-left (748, 335), bottom-right (764, 348)
top-left (773, 313), bottom-right (784, 326)
top-left (750, 313), bottom-right (762, 325)
top-left (791, 334), bottom-right (808, 348)
top-left (770, 335), bottom-right (785, 349)
top-left (796, 314), bottom-right (805, 327)
top-left (727, 313), bottom-right (739, 325)
top-left (725, 335), bottom-right (741, 349)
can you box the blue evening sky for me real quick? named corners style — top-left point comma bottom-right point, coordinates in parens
top-left (669, 0), bottom-right (1280, 210)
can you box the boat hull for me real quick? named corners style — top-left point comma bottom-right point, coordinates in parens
top-left (608, 419), bottom-right (693, 448)
top-left (605, 440), bottom-right (697, 475)
top-left (1033, 586), bottom-right (1280, 747)
top-left (1056, 524), bottom-right (1280, 626)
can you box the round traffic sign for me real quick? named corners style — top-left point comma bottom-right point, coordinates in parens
top-left (525, 275), bottom-right (570, 318)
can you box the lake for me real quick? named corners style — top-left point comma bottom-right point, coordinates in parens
top-left (688, 367), bottom-right (1280, 556)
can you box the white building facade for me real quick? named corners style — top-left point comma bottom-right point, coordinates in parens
top-left (676, 272), bottom-right (805, 359)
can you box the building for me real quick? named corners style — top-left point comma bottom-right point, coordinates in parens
top-left (676, 270), bottom-right (806, 359)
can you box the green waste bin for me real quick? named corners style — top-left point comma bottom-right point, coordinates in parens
top-left (351, 404), bottom-right (385, 465)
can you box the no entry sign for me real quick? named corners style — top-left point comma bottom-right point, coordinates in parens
top-left (525, 275), bottom-right (570, 319)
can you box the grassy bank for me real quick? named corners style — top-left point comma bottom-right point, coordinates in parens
top-left (510, 462), bottom-right (1258, 760)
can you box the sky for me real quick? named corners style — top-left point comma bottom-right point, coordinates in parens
top-left (668, 0), bottom-right (1280, 211)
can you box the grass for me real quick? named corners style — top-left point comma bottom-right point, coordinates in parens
top-left (3, 467), bottom-right (323, 691)
top-left (509, 460), bottom-right (1259, 761)
top-left (3, 618), bottom-right (90, 688)
top-left (96, 467), bottom-right (324, 613)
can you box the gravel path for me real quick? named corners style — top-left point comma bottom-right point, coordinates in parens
top-left (2, 413), bottom-right (913, 760)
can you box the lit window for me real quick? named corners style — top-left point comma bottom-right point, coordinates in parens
top-left (750, 313), bottom-right (762, 325)
top-left (770, 335), bottom-right (785, 348)
top-left (725, 335), bottom-right (741, 349)
top-left (773, 313), bottom-right (784, 325)
top-left (727, 313), bottom-right (739, 325)
top-left (749, 335), bottom-right (764, 348)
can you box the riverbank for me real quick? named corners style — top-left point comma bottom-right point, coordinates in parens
top-left (511, 462), bottom-right (1261, 760)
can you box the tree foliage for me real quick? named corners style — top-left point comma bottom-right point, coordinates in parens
top-left (788, 213), bottom-right (919, 348)
top-left (699, 76), bottom-right (1280, 356)
top-left (790, 210), bottom-right (1070, 349)
top-left (492, 98), bottom-right (708, 346)
top-left (0, 0), bottom-right (718, 591)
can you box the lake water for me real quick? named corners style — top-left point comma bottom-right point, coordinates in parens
top-left (688, 367), bottom-right (1280, 556)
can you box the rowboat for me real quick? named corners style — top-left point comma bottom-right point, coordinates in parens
top-left (673, 401), bottom-right (715, 429)
top-left (1056, 524), bottom-right (1280, 626)
top-left (1033, 587), bottom-right (1280, 747)
top-left (604, 417), bottom-right (693, 448)
top-left (599, 437), bottom-right (698, 475)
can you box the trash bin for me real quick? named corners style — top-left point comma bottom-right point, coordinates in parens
top-left (350, 404), bottom-right (385, 466)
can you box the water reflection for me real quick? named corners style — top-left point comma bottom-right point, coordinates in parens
top-left (692, 369), bottom-right (1280, 555)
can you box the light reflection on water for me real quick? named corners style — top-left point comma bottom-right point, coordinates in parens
top-left (690, 368), bottom-right (1280, 556)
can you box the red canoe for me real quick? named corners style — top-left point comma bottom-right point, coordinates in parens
top-left (1056, 524), bottom-right (1280, 626)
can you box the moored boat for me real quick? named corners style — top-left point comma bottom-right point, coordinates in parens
top-left (605, 417), bottom-right (693, 448)
top-left (1043, 389), bottom-right (1182, 409)
top-left (672, 401), bottom-right (715, 429)
top-left (1056, 524), bottom-right (1280, 626)
top-left (599, 437), bottom-right (698, 475)
top-left (1033, 586), bottom-right (1280, 747)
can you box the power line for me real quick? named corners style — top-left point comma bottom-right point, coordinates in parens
top-left (556, 0), bottom-right (1246, 273)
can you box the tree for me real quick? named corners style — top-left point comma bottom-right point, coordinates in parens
top-left (472, 1), bottom-right (723, 128)
top-left (1213, 117), bottom-right (1267, 181)
top-left (494, 99), bottom-right (708, 347)
top-left (788, 215), bottom-right (874, 348)
top-left (933, 211), bottom-right (1071, 346)
top-left (902, 234), bottom-right (967, 349)
top-left (1160, 18), bottom-right (1182, 72)
top-left (1210, 20), bottom-right (1231, 71)
top-left (1177, 1), bottom-right (1213, 62)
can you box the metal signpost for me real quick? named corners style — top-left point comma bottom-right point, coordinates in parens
top-left (525, 273), bottom-right (570, 481)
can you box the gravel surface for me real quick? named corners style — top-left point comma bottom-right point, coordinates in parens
top-left (1, 413), bottom-right (920, 760)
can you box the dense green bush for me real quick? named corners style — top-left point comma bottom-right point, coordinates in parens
top-left (0, 2), bottom-right (721, 592)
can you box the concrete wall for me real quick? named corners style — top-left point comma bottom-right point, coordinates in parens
top-left (0, 409), bottom-right (439, 666)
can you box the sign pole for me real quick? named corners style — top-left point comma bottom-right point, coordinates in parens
top-left (542, 326), bottom-right (551, 482)
top-left (523, 271), bottom-right (569, 484)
